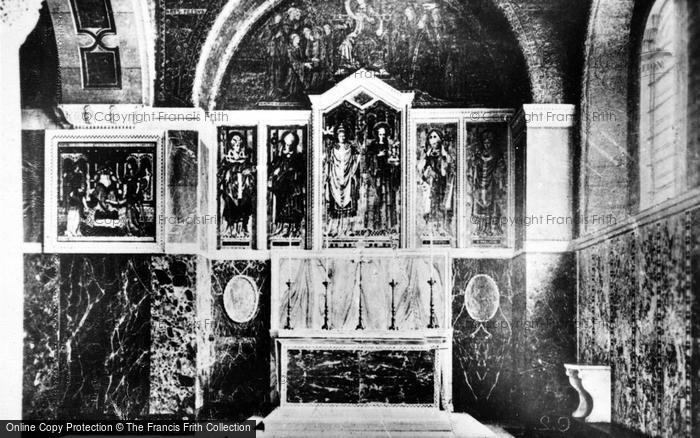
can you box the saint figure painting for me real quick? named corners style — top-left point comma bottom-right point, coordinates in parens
top-left (416, 123), bottom-right (456, 245)
top-left (268, 126), bottom-right (308, 247)
top-left (218, 127), bottom-right (257, 248)
top-left (322, 100), bottom-right (401, 247)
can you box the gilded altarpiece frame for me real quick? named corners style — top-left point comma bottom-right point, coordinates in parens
top-left (310, 71), bottom-right (414, 250)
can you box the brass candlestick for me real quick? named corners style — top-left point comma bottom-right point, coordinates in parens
top-left (389, 279), bottom-right (398, 330)
top-left (356, 291), bottom-right (365, 330)
top-left (427, 277), bottom-right (438, 329)
top-left (321, 278), bottom-right (330, 330)
top-left (356, 258), bottom-right (365, 330)
top-left (283, 279), bottom-right (293, 330)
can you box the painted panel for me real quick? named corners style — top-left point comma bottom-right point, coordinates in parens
top-left (267, 125), bottom-right (308, 248)
top-left (322, 101), bottom-right (402, 248)
top-left (415, 123), bottom-right (456, 246)
top-left (217, 127), bottom-right (257, 248)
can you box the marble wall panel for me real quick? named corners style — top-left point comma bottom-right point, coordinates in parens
top-left (577, 208), bottom-right (696, 438)
top-left (451, 258), bottom-right (515, 421)
top-left (23, 254), bottom-right (60, 419)
top-left (519, 253), bottom-right (578, 425)
top-left (609, 234), bottom-right (639, 431)
top-left (286, 349), bottom-right (359, 404)
top-left (361, 350), bottom-right (434, 404)
top-left (57, 255), bottom-right (151, 419)
top-left (23, 130), bottom-right (44, 243)
top-left (286, 349), bottom-right (434, 405)
top-left (198, 140), bottom-right (210, 251)
top-left (149, 256), bottom-right (197, 417)
top-left (204, 260), bottom-right (270, 420)
top-left (636, 224), bottom-right (661, 434)
top-left (654, 215), bottom-right (689, 438)
top-left (577, 241), bottom-right (610, 364)
top-left (692, 208), bottom-right (700, 437)
top-left (166, 131), bottom-right (199, 244)
top-left (510, 253), bottom-right (527, 418)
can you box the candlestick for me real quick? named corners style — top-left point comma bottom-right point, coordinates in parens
top-left (321, 278), bottom-right (330, 330)
top-left (427, 277), bottom-right (438, 329)
top-left (356, 255), bottom-right (365, 330)
top-left (324, 234), bottom-right (330, 283)
top-left (389, 279), bottom-right (398, 330)
top-left (284, 232), bottom-right (293, 330)
top-left (356, 291), bottom-right (364, 330)
top-left (286, 235), bottom-right (293, 294)
top-left (283, 279), bottom-right (292, 330)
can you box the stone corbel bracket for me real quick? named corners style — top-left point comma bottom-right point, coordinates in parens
top-left (564, 364), bottom-right (611, 423)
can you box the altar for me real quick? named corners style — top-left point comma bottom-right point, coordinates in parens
top-left (271, 253), bottom-right (452, 408)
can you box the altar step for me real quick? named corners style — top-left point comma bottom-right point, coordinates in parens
top-left (260, 406), bottom-right (499, 438)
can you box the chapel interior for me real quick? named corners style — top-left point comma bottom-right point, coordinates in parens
top-left (4, 0), bottom-right (700, 437)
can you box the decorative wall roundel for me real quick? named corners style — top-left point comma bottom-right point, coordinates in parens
top-left (223, 275), bottom-right (259, 323)
top-left (464, 274), bottom-right (500, 323)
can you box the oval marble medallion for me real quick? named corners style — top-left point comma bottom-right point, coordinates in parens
top-left (223, 275), bottom-right (259, 323)
top-left (464, 274), bottom-right (500, 322)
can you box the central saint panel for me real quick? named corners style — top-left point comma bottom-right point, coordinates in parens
top-left (322, 99), bottom-right (402, 248)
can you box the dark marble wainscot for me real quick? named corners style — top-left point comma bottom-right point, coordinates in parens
top-left (639, 215), bottom-right (689, 438)
top-left (202, 260), bottom-right (270, 420)
top-left (149, 256), bottom-right (197, 417)
top-left (451, 258), bottom-right (515, 422)
top-left (57, 255), bottom-right (151, 419)
top-left (692, 208), bottom-right (700, 438)
top-left (512, 253), bottom-right (578, 427)
top-left (577, 210), bottom-right (696, 438)
top-left (609, 233), bottom-right (641, 431)
top-left (619, 215), bottom-right (689, 437)
top-left (577, 242), bottom-right (611, 365)
top-left (23, 254), bottom-right (60, 419)
top-left (286, 349), bottom-right (435, 404)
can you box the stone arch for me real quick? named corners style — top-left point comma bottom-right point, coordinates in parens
top-left (490, 1), bottom-right (539, 100)
top-left (578, 0), bottom-right (670, 234)
top-left (192, 0), bottom-right (536, 111)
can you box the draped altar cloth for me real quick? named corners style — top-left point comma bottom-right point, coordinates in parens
top-left (277, 256), bottom-right (446, 331)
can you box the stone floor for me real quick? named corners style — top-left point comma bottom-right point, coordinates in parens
top-left (256, 406), bottom-right (515, 438)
